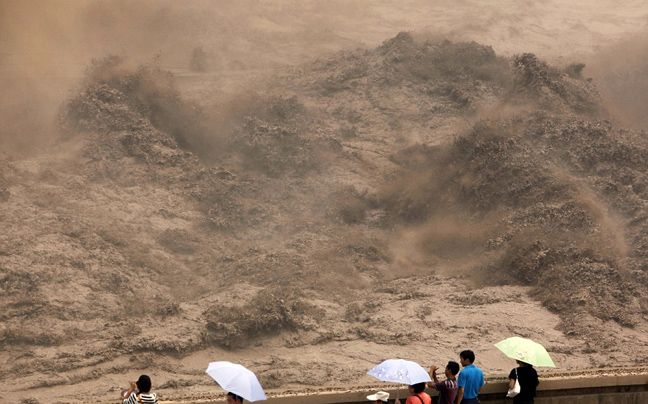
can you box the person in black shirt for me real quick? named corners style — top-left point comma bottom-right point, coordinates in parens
top-left (508, 360), bottom-right (539, 404)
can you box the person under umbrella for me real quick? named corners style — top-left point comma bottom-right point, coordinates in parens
top-left (495, 336), bottom-right (554, 403)
top-left (394, 383), bottom-right (431, 404)
top-left (367, 359), bottom-right (432, 404)
top-left (227, 392), bottom-right (245, 404)
top-left (507, 360), bottom-right (539, 404)
top-left (206, 361), bottom-right (267, 403)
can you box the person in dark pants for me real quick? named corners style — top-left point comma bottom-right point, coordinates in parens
top-left (508, 360), bottom-right (539, 404)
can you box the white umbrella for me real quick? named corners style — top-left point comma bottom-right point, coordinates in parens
top-left (206, 361), bottom-right (267, 402)
top-left (367, 359), bottom-right (432, 385)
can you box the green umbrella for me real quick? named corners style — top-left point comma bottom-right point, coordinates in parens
top-left (494, 337), bottom-right (556, 367)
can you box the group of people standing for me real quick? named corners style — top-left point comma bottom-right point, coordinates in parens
top-left (367, 350), bottom-right (539, 404)
top-left (119, 350), bottom-right (539, 404)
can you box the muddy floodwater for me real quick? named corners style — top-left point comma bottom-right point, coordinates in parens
top-left (1, 1), bottom-right (648, 404)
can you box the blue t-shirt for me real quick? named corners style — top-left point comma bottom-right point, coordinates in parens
top-left (457, 364), bottom-right (485, 399)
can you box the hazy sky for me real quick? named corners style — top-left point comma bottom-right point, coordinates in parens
top-left (1, 0), bottom-right (647, 153)
top-left (3, 0), bottom-right (647, 76)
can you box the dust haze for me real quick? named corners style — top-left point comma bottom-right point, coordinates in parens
top-left (2, 1), bottom-right (648, 404)
top-left (3, 0), bottom-right (647, 153)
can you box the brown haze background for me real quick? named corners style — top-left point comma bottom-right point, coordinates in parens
top-left (2, 0), bottom-right (648, 154)
top-left (2, 1), bottom-right (648, 404)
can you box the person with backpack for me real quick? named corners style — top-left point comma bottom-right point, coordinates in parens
top-left (395, 382), bottom-right (431, 404)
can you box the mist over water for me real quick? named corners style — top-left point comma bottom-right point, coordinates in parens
top-left (585, 35), bottom-right (648, 131)
top-left (2, 0), bottom-right (648, 154)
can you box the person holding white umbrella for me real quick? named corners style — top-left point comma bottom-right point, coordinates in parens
top-left (367, 359), bottom-right (432, 404)
top-left (394, 382), bottom-right (431, 404)
top-left (227, 392), bottom-right (245, 404)
top-left (206, 361), bottom-right (267, 403)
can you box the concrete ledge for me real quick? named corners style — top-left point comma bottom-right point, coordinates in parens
top-left (259, 373), bottom-right (648, 404)
top-left (160, 373), bottom-right (648, 404)
top-left (481, 373), bottom-right (648, 394)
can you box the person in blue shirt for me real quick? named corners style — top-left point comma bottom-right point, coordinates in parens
top-left (456, 350), bottom-right (485, 404)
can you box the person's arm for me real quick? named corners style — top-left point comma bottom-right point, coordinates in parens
top-left (121, 380), bottom-right (137, 403)
top-left (427, 365), bottom-right (440, 389)
top-left (456, 387), bottom-right (464, 404)
top-left (507, 368), bottom-right (516, 390)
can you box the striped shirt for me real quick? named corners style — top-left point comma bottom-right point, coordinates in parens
top-left (124, 392), bottom-right (158, 404)
top-left (434, 379), bottom-right (459, 404)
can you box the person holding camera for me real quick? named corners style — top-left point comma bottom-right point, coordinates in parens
top-left (120, 374), bottom-right (158, 404)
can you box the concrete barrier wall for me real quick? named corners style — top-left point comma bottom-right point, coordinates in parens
top-left (474, 373), bottom-right (648, 403)
top-left (538, 392), bottom-right (648, 404)
top-left (254, 374), bottom-right (648, 404)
